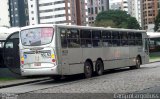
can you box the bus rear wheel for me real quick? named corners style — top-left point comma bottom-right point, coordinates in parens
top-left (135, 57), bottom-right (141, 69)
top-left (84, 62), bottom-right (93, 78)
top-left (130, 57), bottom-right (141, 69)
top-left (95, 60), bottom-right (104, 76)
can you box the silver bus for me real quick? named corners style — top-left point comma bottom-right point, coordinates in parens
top-left (19, 24), bottom-right (149, 79)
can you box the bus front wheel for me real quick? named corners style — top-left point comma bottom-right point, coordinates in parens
top-left (84, 62), bottom-right (93, 78)
top-left (95, 60), bottom-right (104, 76)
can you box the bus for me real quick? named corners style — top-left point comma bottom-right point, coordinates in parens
top-left (147, 32), bottom-right (160, 52)
top-left (19, 24), bottom-right (149, 80)
top-left (2, 27), bottom-right (20, 74)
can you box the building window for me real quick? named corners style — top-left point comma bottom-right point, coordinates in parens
top-left (95, 7), bottom-right (98, 14)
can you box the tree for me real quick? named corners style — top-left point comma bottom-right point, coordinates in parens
top-left (95, 10), bottom-right (140, 29)
top-left (154, 11), bottom-right (160, 32)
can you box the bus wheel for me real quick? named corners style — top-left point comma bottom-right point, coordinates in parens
top-left (135, 57), bottom-right (141, 69)
top-left (130, 57), bottom-right (141, 69)
top-left (95, 60), bottom-right (104, 76)
top-left (84, 62), bottom-right (93, 78)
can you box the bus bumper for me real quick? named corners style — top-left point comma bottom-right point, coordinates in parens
top-left (20, 66), bottom-right (59, 76)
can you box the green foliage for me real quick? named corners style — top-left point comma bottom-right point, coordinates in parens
top-left (95, 10), bottom-right (140, 29)
top-left (154, 11), bottom-right (160, 32)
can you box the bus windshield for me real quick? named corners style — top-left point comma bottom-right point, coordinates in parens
top-left (20, 27), bottom-right (54, 46)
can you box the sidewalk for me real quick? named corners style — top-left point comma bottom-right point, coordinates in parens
top-left (0, 77), bottom-right (50, 88)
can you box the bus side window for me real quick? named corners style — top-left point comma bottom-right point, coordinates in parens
top-left (121, 32), bottom-right (128, 46)
top-left (67, 29), bottom-right (80, 48)
top-left (60, 28), bottom-right (67, 48)
top-left (135, 33), bottom-right (142, 46)
top-left (80, 30), bottom-right (92, 48)
top-left (128, 32), bottom-right (135, 46)
top-left (112, 31), bottom-right (120, 46)
top-left (92, 30), bottom-right (102, 47)
top-left (102, 31), bottom-right (112, 47)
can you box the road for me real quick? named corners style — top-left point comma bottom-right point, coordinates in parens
top-left (0, 62), bottom-right (160, 98)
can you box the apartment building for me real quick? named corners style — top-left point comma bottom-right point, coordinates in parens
top-left (9, 0), bottom-right (29, 27)
top-left (28, 0), bottom-right (88, 26)
top-left (0, 0), bottom-right (10, 27)
top-left (142, 0), bottom-right (158, 31)
top-left (110, 2), bottom-right (121, 10)
top-left (87, 0), bottom-right (109, 25)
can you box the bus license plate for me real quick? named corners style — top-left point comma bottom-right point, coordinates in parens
top-left (34, 62), bottom-right (41, 66)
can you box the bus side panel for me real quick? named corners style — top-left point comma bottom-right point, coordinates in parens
top-left (103, 47), bottom-right (114, 70)
top-left (129, 47), bottom-right (137, 66)
top-left (82, 48), bottom-right (104, 71)
top-left (119, 47), bottom-right (130, 67)
top-left (68, 48), bottom-right (83, 75)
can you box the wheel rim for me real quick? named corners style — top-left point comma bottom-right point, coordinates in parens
top-left (136, 58), bottom-right (140, 68)
top-left (97, 63), bottom-right (102, 75)
top-left (85, 65), bottom-right (91, 77)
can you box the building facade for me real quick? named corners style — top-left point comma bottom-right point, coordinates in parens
top-left (121, 0), bottom-right (129, 13)
top-left (142, 0), bottom-right (158, 31)
top-left (110, 2), bottom-right (121, 10)
top-left (9, 0), bottom-right (29, 27)
top-left (28, 0), bottom-right (88, 26)
top-left (87, 0), bottom-right (109, 25)
top-left (0, 0), bottom-right (10, 27)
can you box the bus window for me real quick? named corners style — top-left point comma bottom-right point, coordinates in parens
top-left (21, 27), bottom-right (54, 46)
top-left (92, 30), bottom-right (102, 47)
top-left (121, 32), bottom-right (128, 46)
top-left (128, 32), bottom-right (135, 46)
top-left (135, 33), bottom-right (142, 46)
top-left (80, 30), bottom-right (92, 48)
top-left (112, 31), bottom-right (120, 46)
top-left (102, 31), bottom-right (112, 47)
top-left (60, 28), bottom-right (67, 48)
top-left (67, 29), bottom-right (80, 48)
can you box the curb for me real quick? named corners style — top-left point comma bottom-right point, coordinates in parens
top-left (0, 78), bottom-right (51, 89)
top-left (149, 61), bottom-right (160, 63)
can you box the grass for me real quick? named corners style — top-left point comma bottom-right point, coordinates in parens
top-left (149, 52), bottom-right (160, 62)
top-left (150, 53), bottom-right (160, 60)
top-left (0, 78), bottom-right (16, 82)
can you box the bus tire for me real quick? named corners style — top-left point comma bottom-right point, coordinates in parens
top-left (130, 56), bottom-right (141, 69)
top-left (95, 60), bottom-right (104, 76)
top-left (84, 61), bottom-right (93, 78)
top-left (135, 56), bottom-right (141, 69)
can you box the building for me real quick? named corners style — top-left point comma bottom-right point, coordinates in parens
top-left (130, 0), bottom-right (142, 27)
top-left (142, 0), bottom-right (158, 31)
top-left (110, 2), bottom-right (121, 10)
top-left (87, 0), bottom-right (109, 26)
top-left (8, 0), bottom-right (29, 27)
top-left (28, 0), bottom-right (88, 26)
top-left (0, 0), bottom-right (10, 27)
top-left (121, 0), bottom-right (129, 13)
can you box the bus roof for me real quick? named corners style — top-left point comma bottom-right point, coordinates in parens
top-left (20, 24), bottom-right (146, 33)
top-left (0, 27), bottom-right (20, 40)
top-left (147, 32), bottom-right (160, 38)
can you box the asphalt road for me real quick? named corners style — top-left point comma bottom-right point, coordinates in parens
top-left (1, 62), bottom-right (160, 98)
